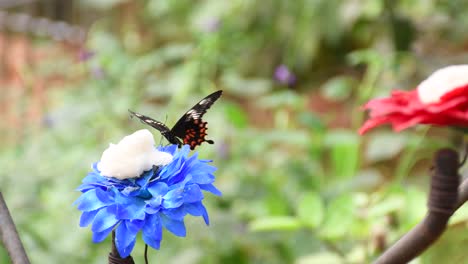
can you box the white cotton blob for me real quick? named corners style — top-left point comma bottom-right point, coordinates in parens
top-left (97, 129), bottom-right (173, 180)
top-left (417, 65), bottom-right (468, 104)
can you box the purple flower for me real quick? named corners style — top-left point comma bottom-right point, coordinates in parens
top-left (201, 17), bottom-right (221, 33)
top-left (274, 65), bottom-right (296, 86)
top-left (77, 49), bottom-right (95, 61)
top-left (90, 66), bottom-right (105, 79)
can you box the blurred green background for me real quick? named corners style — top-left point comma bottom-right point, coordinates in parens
top-left (1, 0), bottom-right (468, 263)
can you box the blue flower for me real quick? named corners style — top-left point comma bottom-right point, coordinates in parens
top-left (74, 145), bottom-right (221, 258)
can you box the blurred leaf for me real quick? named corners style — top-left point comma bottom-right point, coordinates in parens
top-left (349, 169), bottom-right (383, 191)
top-left (262, 130), bottom-right (311, 147)
top-left (324, 130), bottom-right (360, 179)
top-left (88, 30), bottom-right (121, 55)
top-left (421, 226), bottom-right (468, 263)
top-left (146, 0), bottom-right (172, 17)
top-left (224, 103), bottom-right (248, 128)
top-left (347, 49), bottom-right (384, 67)
top-left (362, 0), bottom-right (384, 18)
top-left (391, 15), bottom-right (416, 51)
top-left (320, 193), bottom-right (356, 239)
top-left (258, 91), bottom-right (305, 109)
top-left (249, 216), bottom-right (301, 232)
top-left (449, 203), bottom-right (468, 225)
top-left (80, 0), bottom-right (127, 10)
top-left (155, 43), bottom-right (194, 62)
top-left (368, 195), bottom-right (405, 217)
top-left (399, 187), bottom-right (427, 230)
top-left (168, 248), bottom-right (203, 264)
top-left (295, 252), bottom-right (344, 264)
top-left (264, 188), bottom-right (290, 216)
top-left (297, 192), bottom-right (324, 228)
top-left (346, 244), bottom-right (368, 264)
top-left (365, 132), bottom-right (408, 162)
top-left (298, 112), bottom-right (325, 131)
top-left (320, 76), bottom-right (356, 102)
top-left (0, 245), bottom-right (8, 264)
top-left (221, 72), bottom-right (272, 96)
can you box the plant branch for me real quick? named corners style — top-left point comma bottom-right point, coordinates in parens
top-left (108, 230), bottom-right (135, 264)
top-left (0, 192), bottom-right (30, 264)
top-left (455, 176), bottom-right (468, 210)
top-left (373, 149), bottom-right (461, 264)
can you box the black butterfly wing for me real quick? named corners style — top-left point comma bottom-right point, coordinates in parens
top-left (128, 110), bottom-right (182, 145)
top-left (171, 90), bottom-right (222, 150)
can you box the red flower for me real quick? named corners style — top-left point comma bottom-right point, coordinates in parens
top-left (359, 65), bottom-right (468, 134)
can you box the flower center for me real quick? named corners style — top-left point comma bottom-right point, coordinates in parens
top-left (417, 65), bottom-right (468, 104)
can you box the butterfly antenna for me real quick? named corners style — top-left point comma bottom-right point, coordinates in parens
top-left (128, 109), bottom-right (135, 119)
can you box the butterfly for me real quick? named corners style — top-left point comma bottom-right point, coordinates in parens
top-left (129, 90), bottom-right (222, 150)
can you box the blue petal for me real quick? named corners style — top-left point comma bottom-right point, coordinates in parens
top-left (172, 174), bottom-right (192, 189)
top-left (145, 196), bottom-right (162, 214)
top-left (183, 184), bottom-right (204, 203)
top-left (92, 225), bottom-right (115, 243)
top-left (185, 202), bottom-right (210, 225)
top-left (162, 188), bottom-right (184, 209)
top-left (82, 170), bottom-right (102, 183)
top-left (191, 169), bottom-right (216, 184)
top-left (143, 235), bottom-right (161, 250)
top-left (76, 183), bottom-right (105, 193)
top-left (135, 170), bottom-right (154, 187)
top-left (121, 186), bottom-right (141, 196)
top-left (147, 182), bottom-right (169, 197)
top-left (167, 161), bottom-right (193, 186)
top-left (162, 207), bottom-right (187, 221)
top-left (114, 194), bottom-right (146, 220)
top-left (184, 153), bottom-right (199, 169)
top-left (127, 219), bottom-right (145, 233)
top-left (79, 210), bottom-right (99, 227)
top-left (146, 195), bottom-right (162, 207)
top-left (76, 189), bottom-right (114, 211)
top-left (92, 162), bottom-right (100, 172)
top-left (95, 187), bottom-right (115, 203)
top-left (119, 239), bottom-right (136, 259)
top-left (91, 207), bottom-right (119, 232)
top-left (160, 158), bottom-right (183, 181)
top-left (79, 173), bottom-right (108, 185)
top-left (115, 220), bottom-right (141, 258)
top-left (199, 183), bottom-right (222, 196)
top-left (137, 189), bottom-right (153, 200)
top-left (179, 145), bottom-right (191, 155)
top-left (159, 144), bottom-right (178, 155)
top-left (142, 214), bottom-right (162, 250)
top-left (161, 214), bottom-right (186, 237)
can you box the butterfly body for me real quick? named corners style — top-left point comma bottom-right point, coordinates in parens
top-left (129, 90), bottom-right (222, 150)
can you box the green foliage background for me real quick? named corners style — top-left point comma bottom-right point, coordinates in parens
top-left (1, 0), bottom-right (468, 263)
